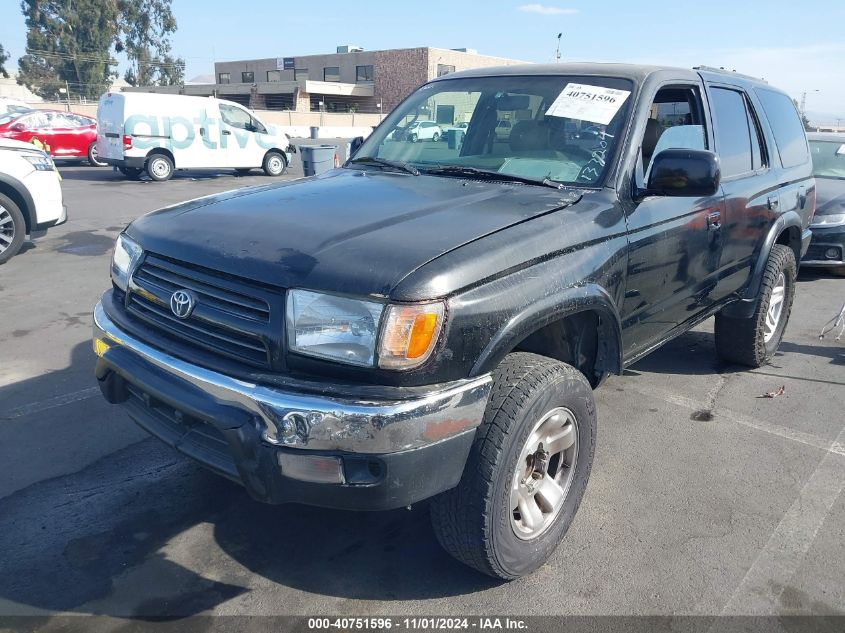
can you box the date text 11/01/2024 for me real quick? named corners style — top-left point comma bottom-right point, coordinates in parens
top-left (307, 617), bottom-right (528, 630)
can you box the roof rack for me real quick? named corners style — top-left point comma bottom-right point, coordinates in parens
top-left (693, 65), bottom-right (767, 83)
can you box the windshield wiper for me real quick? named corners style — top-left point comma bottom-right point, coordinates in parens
top-left (421, 165), bottom-right (562, 189)
top-left (349, 156), bottom-right (419, 175)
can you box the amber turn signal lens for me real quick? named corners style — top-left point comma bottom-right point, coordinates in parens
top-left (378, 302), bottom-right (445, 369)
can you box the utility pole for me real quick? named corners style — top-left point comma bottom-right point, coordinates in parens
top-left (555, 33), bottom-right (562, 63)
top-left (800, 89), bottom-right (820, 116)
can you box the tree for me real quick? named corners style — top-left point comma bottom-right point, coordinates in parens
top-left (17, 0), bottom-right (119, 100)
top-left (0, 43), bottom-right (9, 78)
top-left (793, 98), bottom-right (813, 132)
top-left (116, 0), bottom-right (184, 86)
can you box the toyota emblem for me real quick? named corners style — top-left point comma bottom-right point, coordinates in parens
top-left (170, 289), bottom-right (196, 319)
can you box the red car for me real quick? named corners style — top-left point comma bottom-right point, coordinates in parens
top-left (0, 109), bottom-right (104, 166)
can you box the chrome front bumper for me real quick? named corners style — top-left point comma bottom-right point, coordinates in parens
top-left (93, 300), bottom-right (492, 454)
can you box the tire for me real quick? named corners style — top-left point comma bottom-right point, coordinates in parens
top-left (0, 193), bottom-right (26, 265)
top-left (432, 132), bottom-right (440, 142)
top-left (430, 352), bottom-right (596, 579)
top-left (262, 152), bottom-right (287, 177)
top-left (87, 142), bottom-right (106, 167)
top-left (408, 133), bottom-right (418, 143)
top-left (146, 153), bottom-right (174, 182)
top-left (118, 166), bottom-right (143, 180)
top-left (715, 244), bottom-right (796, 367)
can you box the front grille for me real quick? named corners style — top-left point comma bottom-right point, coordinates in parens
top-left (126, 254), bottom-right (281, 369)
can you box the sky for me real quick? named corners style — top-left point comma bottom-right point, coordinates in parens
top-left (1, 0), bottom-right (843, 123)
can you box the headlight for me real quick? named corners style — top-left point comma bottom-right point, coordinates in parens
top-left (811, 213), bottom-right (845, 227)
top-left (21, 152), bottom-right (55, 171)
top-left (286, 290), bottom-right (384, 367)
top-left (111, 233), bottom-right (143, 291)
top-left (378, 302), bottom-right (444, 369)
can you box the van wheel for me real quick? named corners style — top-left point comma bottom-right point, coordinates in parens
top-left (714, 244), bottom-right (796, 367)
top-left (118, 166), bottom-right (143, 180)
top-left (262, 152), bottom-right (287, 177)
top-left (87, 142), bottom-right (106, 167)
top-left (430, 352), bottom-right (596, 579)
top-left (0, 193), bottom-right (26, 265)
top-left (146, 154), bottom-right (174, 182)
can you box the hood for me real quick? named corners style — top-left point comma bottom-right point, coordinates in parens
top-left (0, 137), bottom-right (42, 151)
top-left (814, 178), bottom-right (845, 216)
top-left (127, 169), bottom-right (584, 297)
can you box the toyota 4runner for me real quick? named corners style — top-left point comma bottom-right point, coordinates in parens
top-left (93, 64), bottom-right (814, 579)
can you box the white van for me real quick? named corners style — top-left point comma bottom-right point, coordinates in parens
top-left (96, 92), bottom-right (294, 181)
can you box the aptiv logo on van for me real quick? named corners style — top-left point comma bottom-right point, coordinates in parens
top-left (125, 112), bottom-right (281, 151)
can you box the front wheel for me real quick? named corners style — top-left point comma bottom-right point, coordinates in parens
top-left (430, 352), bottom-right (596, 579)
top-left (262, 152), bottom-right (287, 177)
top-left (715, 244), bottom-right (796, 367)
top-left (432, 132), bottom-right (440, 142)
top-left (0, 193), bottom-right (26, 265)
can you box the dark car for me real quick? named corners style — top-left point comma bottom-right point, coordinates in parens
top-left (93, 63), bottom-right (814, 579)
top-left (0, 109), bottom-right (104, 165)
top-left (801, 132), bottom-right (845, 275)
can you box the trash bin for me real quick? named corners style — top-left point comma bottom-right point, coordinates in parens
top-left (309, 126), bottom-right (320, 140)
top-left (300, 144), bottom-right (337, 176)
top-left (447, 129), bottom-right (464, 150)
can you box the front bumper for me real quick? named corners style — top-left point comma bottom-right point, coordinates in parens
top-left (93, 300), bottom-right (492, 509)
top-left (801, 223), bottom-right (845, 267)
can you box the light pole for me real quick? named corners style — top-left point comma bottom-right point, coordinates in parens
top-left (800, 89), bottom-right (820, 116)
top-left (555, 33), bottom-right (562, 63)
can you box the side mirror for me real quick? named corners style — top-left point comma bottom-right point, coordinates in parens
top-left (11, 123), bottom-right (25, 132)
top-left (349, 135), bottom-right (365, 158)
top-left (645, 148), bottom-right (720, 197)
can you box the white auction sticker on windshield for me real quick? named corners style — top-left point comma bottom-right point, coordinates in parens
top-left (545, 83), bottom-right (631, 125)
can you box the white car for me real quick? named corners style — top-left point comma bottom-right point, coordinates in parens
top-left (0, 137), bottom-right (65, 264)
top-left (397, 120), bottom-right (442, 142)
top-left (0, 98), bottom-right (32, 116)
top-left (97, 92), bottom-right (295, 181)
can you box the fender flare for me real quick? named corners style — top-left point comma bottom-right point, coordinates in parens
top-left (471, 282), bottom-right (624, 377)
top-left (0, 172), bottom-right (36, 234)
top-left (721, 211), bottom-right (804, 319)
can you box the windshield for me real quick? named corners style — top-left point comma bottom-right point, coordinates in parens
top-left (355, 75), bottom-right (634, 186)
top-left (810, 140), bottom-right (845, 179)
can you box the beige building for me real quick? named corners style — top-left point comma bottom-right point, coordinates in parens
top-left (124, 45), bottom-right (524, 115)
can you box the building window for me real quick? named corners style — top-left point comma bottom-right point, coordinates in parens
top-left (218, 72), bottom-right (230, 84)
top-left (241, 71), bottom-right (254, 83)
top-left (294, 68), bottom-right (308, 81)
top-left (323, 66), bottom-right (340, 82)
top-left (437, 64), bottom-right (455, 77)
top-left (356, 65), bottom-right (374, 83)
top-left (267, 70), bottom-right (281, 82)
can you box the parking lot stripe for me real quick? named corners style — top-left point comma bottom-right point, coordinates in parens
top-left (1, 387), bottom-right (100, 420)
top-left (718, 424), bottom-right (845, 615)
top-left (627, 386), bottom-right (845, 458)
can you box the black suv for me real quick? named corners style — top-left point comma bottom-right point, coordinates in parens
top-left (93, 63), bottom-right (814, 579)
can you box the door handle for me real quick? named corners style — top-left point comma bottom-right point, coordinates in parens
top-left (767, 196), bottom-right (779, 210)
top-left (199, 127), bottom-right (206, 136)
top-left (706, 210), bottom-right (722, 231)
top-left (222, 130), bottom-right (231, 136)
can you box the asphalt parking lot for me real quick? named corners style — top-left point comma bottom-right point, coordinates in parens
top-left (0, 154), bottom-right (843, 623)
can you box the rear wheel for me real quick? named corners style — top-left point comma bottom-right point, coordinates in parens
top-left (430, 352), bottom-right (596, 579)
top-left (715, 244), bottom-right (796, 367)
top-left (0, 193), bottom-right (26, 265)
top-left (118, 166), bottom-right (143, 180)
top-left (262, 151), bottom-right (287, 177)
top-left (87, 142), bottom-right (106, 166)
top-left (146, 154), bottom-right (174, 182)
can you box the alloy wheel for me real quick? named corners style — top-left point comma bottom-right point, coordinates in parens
top-left (510, 406), bottom-right (579, 540)
top-left (763, 272), bottom-right (786, 343)
top-left (0, 205), bottom-right (15, 256)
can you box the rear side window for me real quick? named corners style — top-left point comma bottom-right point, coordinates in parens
top-left (710, 88), bottom-right (754, 177)
top-left (755, 88), bottom-right (809, 168)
